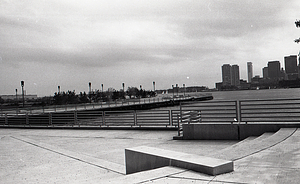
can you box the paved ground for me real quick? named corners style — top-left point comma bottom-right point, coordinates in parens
top-left (1, 128), bottom-right (300, 183)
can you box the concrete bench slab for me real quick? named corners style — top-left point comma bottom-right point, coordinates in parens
top-left (125, 146), bottom-right (233, 176)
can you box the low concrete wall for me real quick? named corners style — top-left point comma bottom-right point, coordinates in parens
top-left (182, 122), bottom-right (300, 140)
top-left (182, 123), bottom-right (239, 140)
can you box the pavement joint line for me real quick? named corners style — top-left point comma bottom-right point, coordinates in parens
top-left (235, 165), bottom-right (300, 170)
top-left (135, 169), bottom-right (189, 184)
top-left (232, 128), bottom-right (298, 161)
top-left (166, 176), bottom-right (249, 184)
top-left (10, 136), bottom-right (125, 175)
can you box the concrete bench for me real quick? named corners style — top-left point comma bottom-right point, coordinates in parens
top-left (125, 146), bottom-right (233, 176)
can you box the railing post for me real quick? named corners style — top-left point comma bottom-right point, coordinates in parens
top-left (180, 101), bottom-right (182, 124)
top-left (235, 100), bottom-right (240, 122)
top-left (5, 113), bottom-right (8, 125)
top-left (177, 114), bottom-right (180, 136)
top-left (134, 110), bottom-right (137, 126)
top-left (238, 100), bottom-right (242, 122)
top-left (169, 110), bottom-right (172, 126)
top-left (74, 111), bottom-right (77, 126)
top-left (103, 111), bottom-right (106, 126)
top-left (49, 113), bottom-right (52, 126)
top-left (26, 113), bottom-right (29, 125)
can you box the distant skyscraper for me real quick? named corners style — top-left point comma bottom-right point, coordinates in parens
top-left (231, 65), bottom-right (240, 86)
top-left (247, 62), bottom-right (253, 83)
top-left (284, 55), bottom-right (298, 79)
top-left (268, 61), bottom-right (280, 80)
top-left (263, 67), bottom-right (268, 79)
top-left (222, 64), bottom-right (240, 86)
top-left (222, 64), bottom-right (231, 86)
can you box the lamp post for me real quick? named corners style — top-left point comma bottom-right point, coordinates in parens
top-left (183, 84), bottom-right (186, 97)
top-left (89, 82), bottom-right (92, 103)
top-left (21, 81), bottom-right (24, 107)
top-left (15, 89), bottom-right (18, 103)
top-left (172, 85), bottom-right (174, 99)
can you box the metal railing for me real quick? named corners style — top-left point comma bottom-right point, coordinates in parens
top-left (239, 98), bottom-right (300, 122)
top-left (0, 110), bottom-right (182, 127)
top-left (0, 96), bottom-right (193, 116)
top-left (1, 98), bottom-right (300, 128)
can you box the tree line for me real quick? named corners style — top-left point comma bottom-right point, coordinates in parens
top-left (0, 87), bottom-right (156, 107)
top-left (52, 86), bottom-right (156, 105)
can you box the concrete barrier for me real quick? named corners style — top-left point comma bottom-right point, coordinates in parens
top-left (180, 122), bottom-right (300, 140)
top-left (125, 146), bottom-right (233, 176)
top-left (182, 123), bottom-right (239, 140)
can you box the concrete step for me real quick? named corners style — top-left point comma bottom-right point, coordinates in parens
top-left (219, 132), bottom-right (274, 151)
top-left (210, 128), bottom-right (297, 161)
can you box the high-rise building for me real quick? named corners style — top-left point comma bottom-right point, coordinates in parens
top-left (222, 64), bottom-right (240, 86)
top-left (268, 61), bottom-right (280, 80)
top-left (231, 65), bottom-right (240, 86)
top-left (263, 67), bottom-right (268, 79)
top-left (222, 64), bottom-right (231, 86)
top-left (247, 62), bottom-right (253, 83)
top-left (284, 55), bottom-right (298, 80)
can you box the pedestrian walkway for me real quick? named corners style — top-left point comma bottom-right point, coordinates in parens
top-left (1, 128), bottom-right (299, 183)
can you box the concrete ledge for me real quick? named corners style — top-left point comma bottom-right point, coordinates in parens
top-left (181, 122), bottom-right (300, 140)
top-left (182, 123), bottom-right (239, 140)
top-left (125, 146), bottom-right (233, 176)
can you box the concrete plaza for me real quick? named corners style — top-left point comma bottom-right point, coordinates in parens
top-left (0, 128), bottom-right (300, 183)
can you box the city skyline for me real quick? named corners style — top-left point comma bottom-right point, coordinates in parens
top-left (1, 1), bottom-right (300, 96)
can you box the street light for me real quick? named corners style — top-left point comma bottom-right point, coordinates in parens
top-left (172, 85), bottom-right (174, 99)
top-left (21, 81), bottom-right (24, 107)
top-left (15, 89), bottom-right (18, 103)
top-left (89, 82), bottom-right (92, 103)
top-left (183, 84), bottom-right (186, 97)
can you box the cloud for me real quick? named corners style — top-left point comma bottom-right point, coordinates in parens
top-left (1, 0), bottom-right (300, 96)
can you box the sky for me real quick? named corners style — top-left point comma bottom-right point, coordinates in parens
top-left (1, 0), bottom-right (300, 97)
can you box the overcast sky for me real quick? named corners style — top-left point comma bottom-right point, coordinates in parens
top-left (1, 0), bottom-right (300, 96)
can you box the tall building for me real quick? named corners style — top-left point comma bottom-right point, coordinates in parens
top-left (247, 62), bottom-right (253, 83)
top-left (222, 64), bottom-right (231, 86)
top-left (268, 61), bottom-right (280, 80)
top-left (231, 65), bottom-right (240, 86)
top-left (221, 64), bottom-right (240, 86)
top-left (284, 55), bottom-right (298, 80)
top-left (263, 67), bottom-right (268, 79)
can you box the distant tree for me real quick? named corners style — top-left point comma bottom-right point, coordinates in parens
top-left (79, 92), bottom-right (89, 103)
top-left (126, 87), bottom-right (139, 98)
